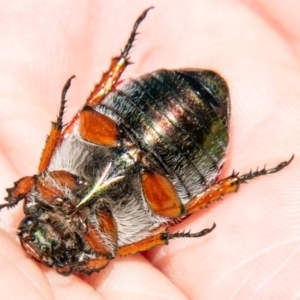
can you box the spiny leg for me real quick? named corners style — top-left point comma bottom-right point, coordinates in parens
top-left (86, 7), bottom-right (154, 107)
top-left (38, 76), bottom-right (75, 173)
top-left (77, 257), bottom-right (110, 275)
top-left (117, 156), bottom-right (293, 256)
top-left (185, 155), bottom-right (294, 214)
top-left (0, 77), bottom-right (76, 210)
top-left (0, 176), bottom-right (35, 210)
top-left (117, 223), bottom-right (216, 256)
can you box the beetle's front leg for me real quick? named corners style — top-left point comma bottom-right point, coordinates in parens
top-left (0, 176), bottom-right (34, 210)
top-left (185, 156), bottom-right (294, 214)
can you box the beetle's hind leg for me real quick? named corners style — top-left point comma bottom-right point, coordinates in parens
top-left (185, 155), bottom-right (294, 214)
top-left (117, 156), bottom-right (294, 256)
top-left (140, 155), bottom-right (293, 221)
top-left (86, 7), bottom-right (153, 107)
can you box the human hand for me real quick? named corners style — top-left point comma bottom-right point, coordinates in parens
top-left (0, 1), bottom-right (299, 299)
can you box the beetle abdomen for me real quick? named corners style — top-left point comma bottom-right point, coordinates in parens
top-left (99, 69), bottom-right (230, 201)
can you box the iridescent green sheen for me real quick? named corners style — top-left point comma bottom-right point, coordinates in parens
top-left (101, 69), bottom-right (230, 200)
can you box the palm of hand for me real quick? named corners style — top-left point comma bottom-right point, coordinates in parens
top-left (0, 1), bottom-right (299, 299)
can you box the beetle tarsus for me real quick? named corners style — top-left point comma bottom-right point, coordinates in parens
top-left (85, 7), bottom-right (154, 107)
top-left (0, 201), bottom-right (20, 210)
top-left (239, 155), bottom-right (294, 184)
top-left (38, 76), bottom-right (76, 172)
top-left (56, 75), bottom-right (76, 129)
top-left (121, 7), bottom-right (154, 59)
top-left (163, 223), bottom-right (216, 242)
top-left (0, 193), bottom-right (23, 209)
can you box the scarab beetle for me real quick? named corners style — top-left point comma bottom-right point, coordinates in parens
top-left (0, 7), bottom-right (293, 275)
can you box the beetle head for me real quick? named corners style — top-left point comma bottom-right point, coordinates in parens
top-left (2, 169), bottom-right (120, 274)
top-left (2, 171), bottom-right (92, 274)
top-left (17, 214), bottom-right (79, 274)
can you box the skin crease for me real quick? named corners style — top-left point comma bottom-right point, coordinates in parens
top-left (0, 0), bottom-right (299, 299)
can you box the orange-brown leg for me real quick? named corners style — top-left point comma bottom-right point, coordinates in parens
top-left (78, 257), bottom-right (110, 274)
top-left (38, 8), bottom-right (153, 172)
top-left (76, 209), bottom-right (118, 274)
top-left (117, 156), bottom-right (294, 257)
top-left (141, 170), bottom-right (185, 218)
top-left (0, 176), bottom-right (34, 210)
top-left (141, 157), bottom-right (293, 220)
top-left (79, 106), bottom-right (119, 146)
top-left (117, 224), bottom-right (216, 257)
top-left (56, 257), bottom-right (110, 275)
top-left (38, 76), bottom-right (75, 173)
top-left (86, 7), bottom-right (153, 107)
top-left (186, 156), bottom-right (294, 214)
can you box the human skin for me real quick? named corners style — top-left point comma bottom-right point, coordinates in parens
top-left (0, 1), bottom-right (299, 299)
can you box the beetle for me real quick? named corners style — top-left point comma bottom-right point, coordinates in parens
top-left (0, 7), bottom-right (293, 275)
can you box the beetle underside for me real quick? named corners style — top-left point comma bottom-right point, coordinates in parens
top-left (0, 7), bottom-right (293, 275)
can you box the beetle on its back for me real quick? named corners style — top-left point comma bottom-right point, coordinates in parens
top-left (0, 7), bottom-right (293, 275)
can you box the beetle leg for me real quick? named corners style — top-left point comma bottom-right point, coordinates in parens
top-left (0, 176), bottom-right (34, 210)
top-left (78, 8), bottom-right (153, 146)
top-left (85, 209), bottom-right (118, 256)
top-left (117, 224), bottom-right (216, 256)
top-left (38, 76), bottom-right (75, 173)
top-left (77, 207), bottom-right (118, 274)
top-left (79, 105), bottom-right (119, 146)
top-left (86, 7), bottom-right (153, 107)
top-left (77, 257), bottom-right (111, 275)
top-left (185, 155), bottom-right (294, 214)
top-left (141, 170), bottom-right (185, 218)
